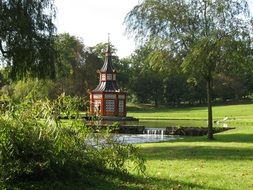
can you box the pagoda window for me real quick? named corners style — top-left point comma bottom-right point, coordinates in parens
top-left (105, 94), bottom-right (116, 99)
top-left (118, 100), bottom-right (124, 113)
top-left (107, 74), bottom-right (112, 80)
top-left (118, 95), bottom-right (125, 99)
top-left (105, 99), bottom-right (115, 112)
top-left (93, 94), bottom-right (102, 99)
top-left (101, 74), bottom-right (106, 81)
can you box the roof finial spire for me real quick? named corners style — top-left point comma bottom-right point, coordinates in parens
top-left (106, 33), bottom-right (111, 54)
top-left (108, 33), bottom-right (110, 44)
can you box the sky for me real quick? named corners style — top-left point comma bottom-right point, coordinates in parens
top-left (55, 0), bottom-right (253, 58)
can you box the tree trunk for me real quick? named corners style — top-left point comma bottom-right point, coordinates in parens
top-left (207, 78), bottom-right (214, 140)
top-left (154, 98), bottom-right (158, 107)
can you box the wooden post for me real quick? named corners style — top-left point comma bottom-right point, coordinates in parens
top-left (101, 92), bottom-right (105, 116)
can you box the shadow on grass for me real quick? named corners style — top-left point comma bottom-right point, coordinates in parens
top-left (213, 133), bottom-right (253, 143)
top-left (144, 176), bottom-right (229, 190)
top-left (141, 132), bottom-right (253, 161)
top-left (164, 131), bottom-right (253, 144)
top-left (2, 171), bottom-right (229, 190)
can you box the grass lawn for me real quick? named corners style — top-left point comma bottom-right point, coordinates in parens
top-left (137, 126), bottom-right (253, 190)
top-left (125, 103), bottom-right (253, 190)
top-left (2, 103), bottom-right (253, 190)
top-left (128, 103), bottom-right (253, 126)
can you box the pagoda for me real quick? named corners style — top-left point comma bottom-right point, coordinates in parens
top-left (89, 43), bottom-right (127, 117)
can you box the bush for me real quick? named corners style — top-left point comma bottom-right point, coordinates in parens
top-left (0, 94), bottom-right (145, 183)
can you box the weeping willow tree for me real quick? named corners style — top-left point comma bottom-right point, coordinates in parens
top-left (0, 0), bottom-right (56, 79)
top-left (125, 0), bottom-right (253, 139)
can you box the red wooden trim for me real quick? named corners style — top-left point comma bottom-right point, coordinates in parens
top-left (124, 98), bottom-right (126, 116)
top-left (101, 92), bottom-right (105, 115)
top-left (89, 91), bottom-right (127, 116)
top-left (89, 92), bottom-right (94, 114)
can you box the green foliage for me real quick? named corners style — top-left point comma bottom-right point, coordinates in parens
top-left (6, 80), bottom-right (53, 101)
top-left (53, 33), bottom-right (103, 96)
top-left (0, 95), bottom-right (86, 182)
top-left (54, 33), bottom-right (86, 79)
top-left (0, 94), bottom-right (145, 183)
top-left (91, 42), bottom-right (118, 60)
top-left (1, 104), bottom-right (253, 189)
top-left (213, 74), bottom-right (248, 101)
top-left (131, 71), bottom-right (163, 105)
top-left (112, 57), bottom-right (130, 91)
top-left (125, 0), bottom-right (253, 86)
top-left (0, 0), bottom-right (56, 79)
top-left (125, 0), bottom-right (253, 139)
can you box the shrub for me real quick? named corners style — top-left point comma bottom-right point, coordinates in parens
top-left (0, 94), bottom-right (145, 183)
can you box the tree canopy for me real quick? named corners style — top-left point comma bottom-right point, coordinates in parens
top-left (125, 0), bottom-right (253, 139)
top-left (0, 0), bottom-right (56, 79)
top-left (53, 33), bottom-right (103, 97)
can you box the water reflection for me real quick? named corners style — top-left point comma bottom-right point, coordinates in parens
top-left (114, 134), bottom-right (178, 144)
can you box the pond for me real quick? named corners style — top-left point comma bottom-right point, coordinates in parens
top-left (106, 125), bottom-right (180, 144)
top-left (114, 119), bottom-right (224, 144)
top-left (114, 133), bottom-right (179, 144)
top-left (93, 119), bottom-right (223, 144)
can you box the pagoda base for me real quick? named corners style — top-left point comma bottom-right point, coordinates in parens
top-left (98, 116), bottom-right (139, 126)
top-left (84, 115), bottom-right (139, 126)
top-left (100, 116), bottom-right (139, 122)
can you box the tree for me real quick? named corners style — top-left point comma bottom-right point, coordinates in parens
top-left (54, 33), bottom-right (85, 96)
top-left (213, 74), bottom-right (248, 102)
top-left (125, 0), bottom-right (253, 139)
top-left (91, 42), bottom-right (118, 60)
top-left (163, 73), bottom-right (188, 105)
top-left (114, 57), bottom-right (131, 91)
top-left (0, 0), bottom-right (56, 79)
top-left (54, 33), bottom-right (103, 97)
top-left (127, 46), bottom-right (164, 105)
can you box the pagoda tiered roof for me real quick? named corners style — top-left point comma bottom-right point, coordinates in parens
top-left (99, 45), bottom-right (115, 73)
top-left (92, 81), bottom-right (119, 92)
top-left (92, 43), bottom-right (119, 92)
